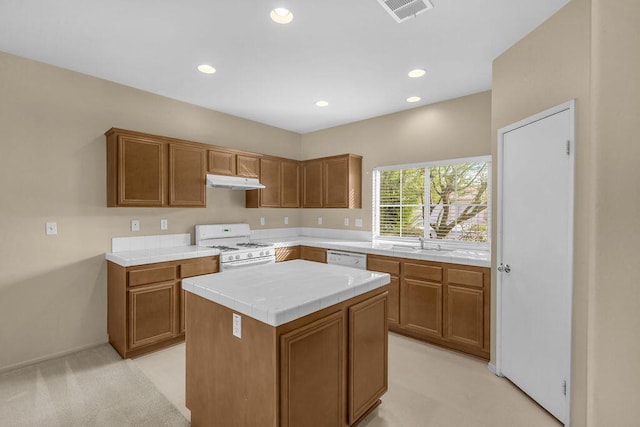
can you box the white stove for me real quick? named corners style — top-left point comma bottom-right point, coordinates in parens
top-left (195, 224), bottom-right (276, 271)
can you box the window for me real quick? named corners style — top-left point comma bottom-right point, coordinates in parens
top-left (373, 156), bottom-right (490, 245)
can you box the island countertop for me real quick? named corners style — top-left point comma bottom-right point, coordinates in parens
top-left (181, 260), bottom-right (390, 327)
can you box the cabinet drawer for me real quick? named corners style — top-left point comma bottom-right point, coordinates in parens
top-left (404, 262), bottom-right (442, 283)
top-left (129, 266), bottom-right (177, 287)
top-left (367, 256), bottom-right (400, 276)
top-left (448, 268), bottom-right (484, 289)
top-left (180, 259), bottom-right (218, 278)
top-left (301, 246), bottom-right (327, 263)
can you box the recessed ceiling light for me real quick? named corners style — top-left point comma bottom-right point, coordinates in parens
top-left (270, 8), bottom-right (293, 24)
top-left (408, 69), bottom-right (426, 78)
top-left (197, 64), bottom-right (216, 74)
top-left (315, 100), bottom-right (329, 107)
top-left (407, 96), bottom-right (421, 103)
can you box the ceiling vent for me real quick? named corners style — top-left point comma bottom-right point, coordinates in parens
top-left (376, 0), bottom-right (433, 23)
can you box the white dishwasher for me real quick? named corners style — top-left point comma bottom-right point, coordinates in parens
top-left (326, 250), bottom-right (367, 270)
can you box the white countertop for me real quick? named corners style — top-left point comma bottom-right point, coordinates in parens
top-left (252, 236), bottom-right (490, 267)
top-left (182, 260), bottom-right (390, 326)
top-left (105, 246), bottom-right (219, 267)
top-left (105, 232), bottom-right (490, 268)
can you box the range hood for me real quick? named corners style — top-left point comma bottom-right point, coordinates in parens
top-left (206, 174), bottom-right (265, 190)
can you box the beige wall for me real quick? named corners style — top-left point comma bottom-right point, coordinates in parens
top-left (494, 0), bottom-right (640, 424)
top-left (492, 1), bottom-right (592, 424)
top-left (0, 51), bottom-right (301, 371)
top-left (300, 91), bottom-right (492, 230)
top-left (589, 0), bottom-right (640, 423)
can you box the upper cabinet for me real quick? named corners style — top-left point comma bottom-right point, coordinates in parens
top-left (303, 154), bottom-right (362, 209)
top-left (169, 143), bottom-right (206, 207)
top-left (207, 149), bottom-right (260, 178)
top-left (106, 128), bottom-right (205, 208)
top-left (107, 128), bottom-right (361, 210)
top-left (245, 157), bottom-right (300, 208)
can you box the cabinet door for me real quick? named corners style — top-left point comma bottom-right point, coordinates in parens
top-left (117, 135), bottom-right (165, 206)
top-left (349, 293), bottom-right (388, 424)
top-left (387, 277), bottom-right (400, 325)
top-left (445, 285), bottom-right (484, 348)
top-left (281, 160), bottom-right (300, 208)
top-left (400, 278), bottom-right (442, 337)
top-left (301, 246), bottom-right (326, 263)
top-left (128, 282), bottom-right (178, 349)
top-left (179, 257), bottom-right (218, 334)
top-left (237, 154), bottom-right (259, 178)
top-left (367, 256), bottom-right (401, 325)
top-left (276, 246), bottom-right (301, 262)
top-left (169, 144), bottom-right (206, 207)
top-left (208, 149), bottom-right (235, 175)
top-left (324, 157), bottom-right (349, 208)
top-left (259, 158), bottom-right (281, 207)
top-left (280, 311), bottom-right (345, 427)
top-left (302, 160), bottom-right (323, 208)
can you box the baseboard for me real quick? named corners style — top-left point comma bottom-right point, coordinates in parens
top-left (0, 340), bottom-right (109, 374)
top-left (487, 362), bottom-right (498, 375)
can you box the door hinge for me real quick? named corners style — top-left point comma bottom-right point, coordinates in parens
top-left (566, 140), bottom-right (571, 156)
top-left (562, 380), bottom-right (567, 396)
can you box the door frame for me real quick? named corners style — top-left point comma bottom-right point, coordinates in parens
top-left (495, 100), bottom-right (575, 425)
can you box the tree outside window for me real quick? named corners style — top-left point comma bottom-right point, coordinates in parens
top-left (376, 159), bottom-right (489, 243)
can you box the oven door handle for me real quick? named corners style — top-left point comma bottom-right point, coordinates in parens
top-left (222, 258), bottom-right (275, 270)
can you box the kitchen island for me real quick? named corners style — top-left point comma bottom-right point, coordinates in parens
top-left (182, 260), bottom-right (391, 427)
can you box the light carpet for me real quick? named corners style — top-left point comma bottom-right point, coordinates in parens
top-left (0, 345), bottom-right (189, 427)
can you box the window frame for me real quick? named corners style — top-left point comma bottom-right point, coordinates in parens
top-left (372, 155), bottom-right (491, 248)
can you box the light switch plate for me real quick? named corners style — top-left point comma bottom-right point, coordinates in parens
top-left (284, 216), bottom-right (289, 225)
top-left (45, 222), bottom-right (57, 235)
top-left (317, 216), bottom-right (323, 225)
top-left (233, 313), bottom-right (242, 338)
top-left (260, 217), bottom-right (265, 226)
top-left (355, 219), bottom-right (363, 227)
top-left (160, 219), bottom-right (168, 230)
top-left (131, 220), bottom-right (140, 232)
top-left (344, 218), bottom-right (350, 226)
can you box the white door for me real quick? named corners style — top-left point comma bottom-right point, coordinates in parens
top-left (497, 101), bottom-right (574, 424)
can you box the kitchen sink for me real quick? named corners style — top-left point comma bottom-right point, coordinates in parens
top-left (390, 244), bottom-right (455, 253)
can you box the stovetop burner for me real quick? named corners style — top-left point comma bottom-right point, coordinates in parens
top-left (236, 242), bottom-right (272, 249)
top-left (207, 245), bottom-right (240, 252)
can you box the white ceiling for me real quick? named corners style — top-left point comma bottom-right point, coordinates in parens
top-left (0, 0), bottom-right (569, 134)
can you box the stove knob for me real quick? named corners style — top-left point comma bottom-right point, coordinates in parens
top-left (247, 253), bottom-right (253, 258)
top-left (260, 251), bottom-right (264, 256)
top-left (235, 255), bottom-right (240, 260)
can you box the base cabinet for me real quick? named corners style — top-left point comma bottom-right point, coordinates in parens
top-left (186, 288), bottom-right (388, 427)
top-left (108, 256), bottom-right (218, 358)
top-left (301, 246), bottom-right (327, 263)
top-left (275, 246), bottom-right (301, 262)
top-left (367, 254), bottom-right (490, 360)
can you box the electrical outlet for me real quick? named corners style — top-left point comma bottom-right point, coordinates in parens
top-left (344, 218), bottom-right (349, 226)
top-left (160, 219), bottom-right (168, 230)
top-left (260, 217), bottom-right (265, 226)
top-left (355, 219), bottom-right (363, 228)
top-left (317, 216), bottom-right (323, 225)
top-left (45, 222), bottom-right (57, 235)
top-left (131, 220), bottom-right (140, 232)
top-left (233, 313), bottom-right (242, 338)
top-left (284, 216), bottom-right (289, 225)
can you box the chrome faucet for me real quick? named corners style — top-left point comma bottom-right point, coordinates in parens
top-left (418, 237), bottom-right (425, 249)
top-left (418, 237), bottom-right (441, 251)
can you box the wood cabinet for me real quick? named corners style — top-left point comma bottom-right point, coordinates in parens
top-left (207, 148), bottom-right (236, 176)
top-left (106, 130), bottom-right (165, 207)
top-left (302, 159), bottom-right (324, 208)
top-left (381, 257), bottom-right (490, 360)
top-left (302, 154), bottom-right (362, 209)
top-left (301, 246), bottom-right (327, 263)
top-left (275, 246), bottom-right (301, 262)
top-left (107, 256), bottom-right (218, 358)
top-left (208, 148), bottom-right (260, 178)
top-left (246, 157), bottom-right (301, 208)
top-left (106, 128), bottom-right (206, 208)
top-left (281, 159), bottom-right (300, 207)
top-left (367, 255), bottom-right (401, 325)
top-left (169, 143), bottom-right (206, 207)
top-left (186, 285), bottom-right (388, 426)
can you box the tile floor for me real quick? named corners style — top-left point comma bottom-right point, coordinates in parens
top-left (133, 333), bottom-right (562, 426)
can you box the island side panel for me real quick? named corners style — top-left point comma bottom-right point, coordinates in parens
top-left (186, 292), bottom-right (278, 427)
